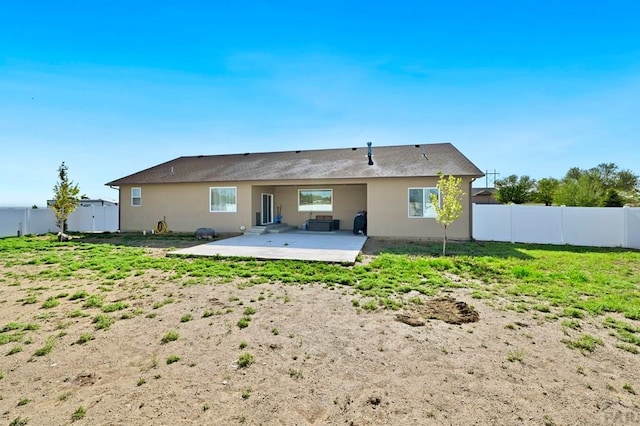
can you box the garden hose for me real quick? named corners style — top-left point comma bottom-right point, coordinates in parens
top-left (154, 217), bottom-right (168, 234)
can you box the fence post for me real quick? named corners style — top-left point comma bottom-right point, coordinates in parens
top-left (623, 205), bottom-right (629, 248)
top-left (560, 205), bottom-right (565, 245)
top-left (510, 203), bottom-right (514, 243)
top-left (23, 208), bottom-right (28, 236)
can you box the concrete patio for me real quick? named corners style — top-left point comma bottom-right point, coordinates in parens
top-left (170, 230), bottom-right (368, 263)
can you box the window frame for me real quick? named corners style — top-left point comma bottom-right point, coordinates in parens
top-left (209, 186), bottom-right (238, 213)
top-left (298, 189), bottom-right (333, 212)
top-left (408, 187), bottom-right (440, 218)
top-left (131, 187), bottom-right (142, 207)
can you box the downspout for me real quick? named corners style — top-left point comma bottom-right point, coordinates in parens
top-left (470, 177), bottom-right (477, 240)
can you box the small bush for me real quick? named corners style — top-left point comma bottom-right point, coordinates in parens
top-left (180, 314), bottom-right (193, 323)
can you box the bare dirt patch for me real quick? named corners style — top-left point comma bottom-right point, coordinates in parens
top-left (1, 249), bottom-right (639, 425)
top-left (398, 297), bottom-right (480, 326)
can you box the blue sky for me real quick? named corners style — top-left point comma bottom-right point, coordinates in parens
top-left (1, 1), bottom-right (639, 206)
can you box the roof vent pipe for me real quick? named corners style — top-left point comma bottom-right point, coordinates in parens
top-left (367, 142), bottom-right (374, 166)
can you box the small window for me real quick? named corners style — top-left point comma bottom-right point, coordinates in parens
top-left (131, 187), bottom-right (141, 206)
top-left (210, 187), bottom-right (237, 212)
top-left (298, 189), bottom-right (333, 212)
top-left (408, 187), bottom-right (439, 218)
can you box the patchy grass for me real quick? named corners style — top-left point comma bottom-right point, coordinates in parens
top-left (33, 336), bottom-right (55, 356)
top-left (237, 317), bottom-right (251, 329)
top-left (563, 334), bottom-right (604, 353)
top-left (166, 355), bottom-right (180, 364)
top-left (237, 352), bottom-right (255, 368)
top-left (76, 333), bottom-right (94, 345)
top-left (71, 405), bottom-right (86, 421)
top-left (2, 236), bottom-right (640, 320)
top-left (161, 331), bottom-right (180, 344)
top-left (102, 301), bottom-right (129, 313)
top-left (93, 314), bottom-right (115, 331)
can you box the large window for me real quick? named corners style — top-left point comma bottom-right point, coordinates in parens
top-left (131, 187), bottom-right (141, 206)
top-left (298, 189), bottom-right (333, 212)
top-left (210, 187), bottom-right (237, 212)
top-left (408, 187), bottom-right (439, 218)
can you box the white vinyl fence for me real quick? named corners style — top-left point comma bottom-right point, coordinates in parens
top-left (473, 204), bottom-right (640, 249)
top-left (0, 205), bottom-right (119, 238)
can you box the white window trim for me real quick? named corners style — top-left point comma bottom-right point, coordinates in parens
top-left (298, 189), bottom-right (333, 212)
top-left (209, 186), bottom-right (238, 213)
top-left (131, 187), bottom-right (141, 207)
top-left (408, 187), bottom-right (439, 218)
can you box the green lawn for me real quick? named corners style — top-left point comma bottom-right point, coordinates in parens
top-left (1, 234), bottom-right (639, 321)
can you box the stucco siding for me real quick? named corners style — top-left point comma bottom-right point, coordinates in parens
top-left (118, 177), bottom-right (474, 238)
top-left (366, 177), bottom-right (474, 239)
top-left (119, 183), bottom-right (253, 233)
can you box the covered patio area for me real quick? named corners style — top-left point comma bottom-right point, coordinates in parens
top-left (170, 230), bottom-right (367, 263)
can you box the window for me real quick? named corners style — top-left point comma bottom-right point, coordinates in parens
top-left (131, 187), bottom-right (141, 206)
top-left (210, 187), bottom-right (237, 212)
top-left (298, 189), bottom-right (333, 212)
top-left (408, 188), bottom-right (439, 218)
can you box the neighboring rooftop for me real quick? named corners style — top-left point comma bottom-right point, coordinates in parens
top-left (106, 143), bottom-right (484, 186)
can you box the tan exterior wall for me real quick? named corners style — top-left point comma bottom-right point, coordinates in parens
top-left (366, 177), bottom-right (474, 239)
top-left (119, 183), bottom-right (253, 233)
top-left (118, 177), bottom-right (474, 238)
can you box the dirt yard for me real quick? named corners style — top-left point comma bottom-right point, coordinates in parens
top-left (1, 241), bottom-right (639, 425)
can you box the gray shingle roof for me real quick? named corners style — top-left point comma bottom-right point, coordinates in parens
top-left (106, 143), bottom-right (483, 186)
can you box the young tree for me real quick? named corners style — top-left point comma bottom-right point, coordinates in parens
top-left (430, 173), bottom-right (465, 256)
top-left (51, 162), bottom-right (81, 240)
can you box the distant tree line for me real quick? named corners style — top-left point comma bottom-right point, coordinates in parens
top-left (494, 163), bottom-right (639, 207)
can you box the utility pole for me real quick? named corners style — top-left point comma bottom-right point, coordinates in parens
top-left (485, 169), bottom-right (500, 188)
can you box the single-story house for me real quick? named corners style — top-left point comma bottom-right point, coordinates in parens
top-left (106, 143), bottom-right (484, 239)
top-left (472, 187), bottom-right (498, 204)
top-left (47, 198), bottom-right (118, 208)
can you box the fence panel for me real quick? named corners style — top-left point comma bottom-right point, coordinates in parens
top-left (67, 205), bottom-right (119, 232)
top-left (625, 207), bottom-right (640, 249)
top-left (562, 207), bottom-right (625, 247)
top-left (27, 209), bottom-right (58, 235)
top-left (474, 204), bottom-right (640, 249)
top-left (0, 209), bottom-right (28, 237)
top-left (1, 206), bottom-right (119, 237)
top-left (511, 205), bottom-right (563, 245)
top-left (472, 204), bottom-right (513, 242)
